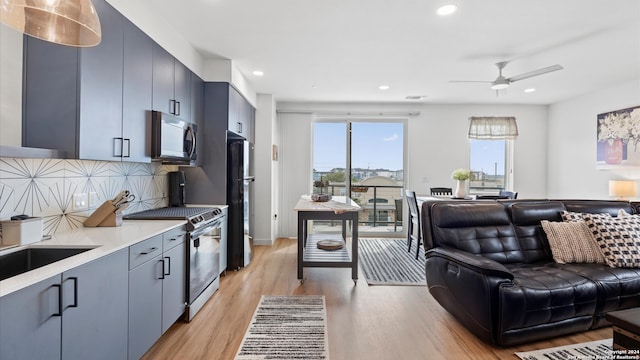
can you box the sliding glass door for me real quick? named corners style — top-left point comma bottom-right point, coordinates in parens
top-left (312, 120), bottom-right (404, 236)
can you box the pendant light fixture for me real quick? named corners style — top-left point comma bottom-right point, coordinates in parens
top-left (0, 0), bottom-right (101, 47)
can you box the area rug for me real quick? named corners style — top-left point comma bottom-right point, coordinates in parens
top-left (234, 295), bottom-right (328, 360)
top-left (358, 238), bottom-right (426, 286)
top-left (515, 338), bottom-right (613, 360)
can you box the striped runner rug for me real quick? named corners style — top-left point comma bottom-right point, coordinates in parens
top-left (358, 238), bottom-right (426, 286)
top-left (515, 338), bottom-right (612, 359)
top-left (235, 295), bottom-right (328, 360)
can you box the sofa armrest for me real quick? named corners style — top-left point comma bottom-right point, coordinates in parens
top-left (425, 247), bottom-right (514, 344)
top-left (426, 247), bottom-right (514, 280)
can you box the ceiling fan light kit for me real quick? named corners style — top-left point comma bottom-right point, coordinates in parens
top-left (0, 0), bottom-right (102, 47)
top-left (490, 80), bottom-right (510, 90)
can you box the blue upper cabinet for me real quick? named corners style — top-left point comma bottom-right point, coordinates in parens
top-left (22, 0), bottom-right (151, 162)
top-left (152, 43), bottom-right (192, 123)
top-left (22, 0), bottom-right (200, 162)
top-left (77, 0), bottom-right (124, 161)
top-left (122, 19), bottom-right (153, 163)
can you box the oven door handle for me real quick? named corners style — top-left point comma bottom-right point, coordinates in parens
top-left (189, 219), bottom-right (222, 238)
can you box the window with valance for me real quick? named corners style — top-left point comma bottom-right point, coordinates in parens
top-left (468, 116), bottom-right (518, 139)
top-left (467, 116), bottom-right (516, 194)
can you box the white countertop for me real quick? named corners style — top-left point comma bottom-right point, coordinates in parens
top-left (0, 219), bottom-right (186, 297)
top-left (294, 196), bottom-right (361, 212)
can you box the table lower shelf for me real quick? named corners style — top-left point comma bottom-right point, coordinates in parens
top-left (303, 234), bottom-right (352, 267)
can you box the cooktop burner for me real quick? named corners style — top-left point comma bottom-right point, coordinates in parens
top-left (124, 207), bottom-right (218, 220)
top-left (124, 207), bottom-right (223, 231)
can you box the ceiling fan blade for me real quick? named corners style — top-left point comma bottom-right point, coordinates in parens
top-left (449, 80), bottom-right (493, 83)
top-left (508, 64), bottom-right (563, 82)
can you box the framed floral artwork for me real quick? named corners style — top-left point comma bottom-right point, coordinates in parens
top-left (597, 105), bottom-right (640, 169)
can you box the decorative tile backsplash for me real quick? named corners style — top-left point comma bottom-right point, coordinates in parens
top-left (0, 158), bottom-right (178, 235)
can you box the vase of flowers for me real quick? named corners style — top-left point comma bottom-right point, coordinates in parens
top-left (605, 138), bottom-right (624, 164)
top-left (452, 169), bottom-right (472, 198)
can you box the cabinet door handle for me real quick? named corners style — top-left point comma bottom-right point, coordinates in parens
top-left (52, 284), bottom-right (62, 317)
top-left (140, 247), bottom-right (158, 255)
top-left (164, 256), bottom-right (171, 276)
top-left (237, 122), bottom-right (242, 133)
top-left (123, 139), bottom-right (131, 158)
top-left (159, 259), bottom-right (165, 280)
top-left (175, 101), bottom-right (181, 116)
top-left (113, 137), bottom-right (123, 157)
top-left (68, 277), bottom-right (78, 309)
top-left (170, 99), bottom-right (176, 115)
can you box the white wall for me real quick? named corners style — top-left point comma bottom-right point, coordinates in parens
top-left (276, 112), bottom-right (313, 238)
top-left (408, 104), bottom-right (549, 198)
top-left (274, 102), bottom-right (549, 236)
top-left (0, 25), bottom-right (23, 146)
top-left (253, 94), bottom-right (277, 245)
top-left (547, 80), bottom-right (640, 199)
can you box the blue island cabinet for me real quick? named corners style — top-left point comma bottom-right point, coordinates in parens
top-left (0, 249), bottom-right (129, 360)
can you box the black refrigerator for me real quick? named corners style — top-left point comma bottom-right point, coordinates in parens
top-left (227, 132), bottom-right (254, 270)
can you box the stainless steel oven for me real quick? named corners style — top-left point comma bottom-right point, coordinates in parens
top-left (124, 206), bottom-right (224, 322)
top-left (185, 216), bottom-right (223, 321)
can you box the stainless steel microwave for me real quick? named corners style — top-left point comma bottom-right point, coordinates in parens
top-left (151, 111), bottom-right (197, 165)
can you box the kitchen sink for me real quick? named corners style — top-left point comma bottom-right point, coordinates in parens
top-left (0, 247), bottom-right (96, 281)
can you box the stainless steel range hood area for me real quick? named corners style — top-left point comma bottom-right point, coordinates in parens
top-left (0, 145), bottom-right (66, 159)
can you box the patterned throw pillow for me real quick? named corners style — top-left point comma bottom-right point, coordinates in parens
top-left (540, 220), bottom-right (606, 264)
top-left (561, 210), bottom-right (612, 222)
top-left (560, 210), bottom-right (585, 222)
top-left (583, 214), bottom-right (640, 268)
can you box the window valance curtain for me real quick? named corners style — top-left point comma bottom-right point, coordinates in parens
top-left (468, 116), bottom-right (518, 139)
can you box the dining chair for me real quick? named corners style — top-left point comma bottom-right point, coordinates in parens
top-left (499, 190), bottom-right (518, 199)
top-left (394, 198), bottom-right (403, 232)
top-left (405, 190), bottom-right (422, 259)
top-left (430, 187), bottom-right (452, 196)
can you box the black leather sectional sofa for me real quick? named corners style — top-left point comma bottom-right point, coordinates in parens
top-left (421, 199), bottom-right (640, 346)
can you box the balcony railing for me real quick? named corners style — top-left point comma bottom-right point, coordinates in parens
top-left (313, 182), bottom-right (404, 229)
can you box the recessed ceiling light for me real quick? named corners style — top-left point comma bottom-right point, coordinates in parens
top-left (436, 4), bottom-right (458, 16)
top-left (379, 85), bottom-right (390, 90)
top-left (252, 70), bottom-right (264, 76)
top-left (524, 88), bottom-right (536, 93)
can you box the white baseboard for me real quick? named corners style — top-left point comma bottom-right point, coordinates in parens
top-left (253, 238), bottom-right (274, 246)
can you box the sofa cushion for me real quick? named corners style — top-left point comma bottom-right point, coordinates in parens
top-left (561, 200), bottom-right (634, 216)
top-left (540, 220), bottom-right (606, 264)
top-left (430, 203), bottom-right (523, 263)
top-left (499, 263), bottom-right (598, 333)
top-left (508, 202), bottom-right (567, 263)
top-left (584, 214), bottom-right (640, 268)
top-left (546, 262), bottom-right (640, 327)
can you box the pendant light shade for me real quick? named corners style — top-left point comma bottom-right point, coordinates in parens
top-left (0, 0), bottom-right (101, 47)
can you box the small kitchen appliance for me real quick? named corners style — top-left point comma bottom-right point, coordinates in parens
top-left (168, 171), bottom-right (186, 207)
top-left (151, 111), bottom-right (198, 165)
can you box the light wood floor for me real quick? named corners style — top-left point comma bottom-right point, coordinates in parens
top-left (143, 238), bottom-right (611, 360)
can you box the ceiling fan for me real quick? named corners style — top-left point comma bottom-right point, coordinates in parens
top-left (451, 61), bottom-right (564, 90)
